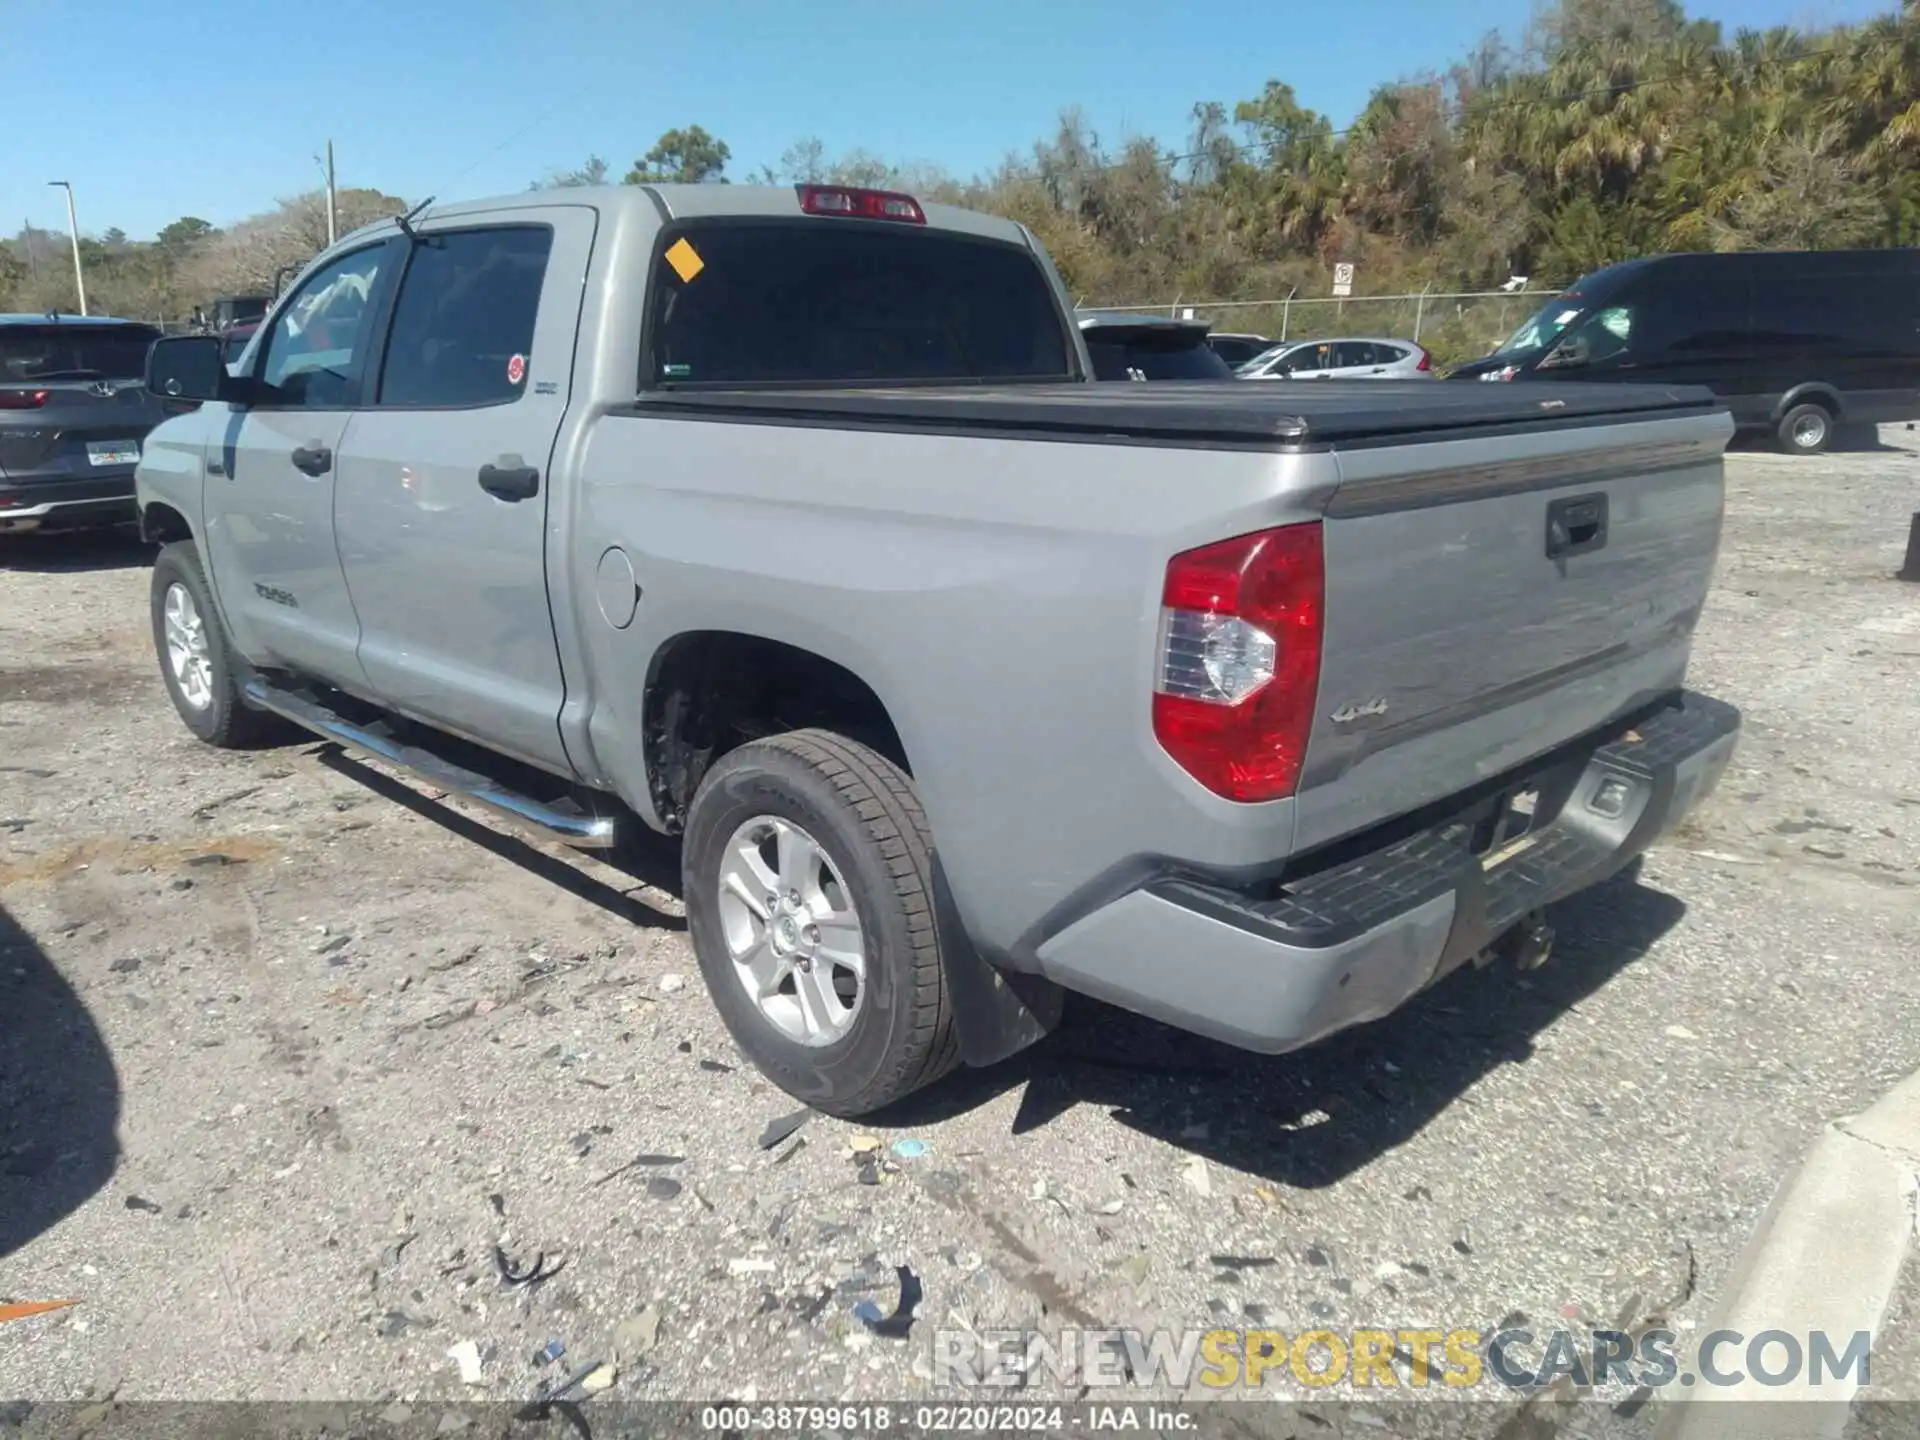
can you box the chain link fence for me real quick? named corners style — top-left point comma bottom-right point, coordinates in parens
top-left (1080, 289), bottom-right (1558, 368)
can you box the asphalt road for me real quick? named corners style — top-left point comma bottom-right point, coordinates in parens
top-left (2, 428), bottom-right (1916, 1422)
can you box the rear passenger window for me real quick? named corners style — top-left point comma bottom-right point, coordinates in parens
top-left (1336, 342), bottom-right (1378, 367)
top-left (377, 226), bottom-right (553, 408)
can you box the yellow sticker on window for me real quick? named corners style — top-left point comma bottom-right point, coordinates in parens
top-left (664, 238), bottom-right (705, 283)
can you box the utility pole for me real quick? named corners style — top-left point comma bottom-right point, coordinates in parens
top-left (22, 220), bottom-right (38, 283)
top-left (46, 181), bottom-right (87, 316)
top-left (323, 141), bottom-right (338, 246)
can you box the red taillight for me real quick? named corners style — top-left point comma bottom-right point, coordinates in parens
top-left (1416, 349), bottom-right (1431, 372)
top-left (797, 185), bottom-right (926, 224)
top-left (0, 390), bottom-right (49, 410)
top-left (1153, 523), bottom-right (1324, 803)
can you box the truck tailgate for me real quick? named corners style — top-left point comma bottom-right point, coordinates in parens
top-left (1293, 409), bottom-right (1731, 853)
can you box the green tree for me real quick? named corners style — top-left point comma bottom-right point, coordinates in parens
top-left (624, 126), bottom-right (731, 185)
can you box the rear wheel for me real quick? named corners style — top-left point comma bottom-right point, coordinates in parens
top-left (150, 540), bottom-right (282, 748)
top-left (1777, 401), bottom-right (1834, 456)
top-left (682, 729), bottom-right (958, 1116)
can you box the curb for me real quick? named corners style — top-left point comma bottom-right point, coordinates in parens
top-left (1655, 1071), bottom-right (1920, 1440)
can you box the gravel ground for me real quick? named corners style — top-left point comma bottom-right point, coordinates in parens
top-left (2, 429), bottom-right (1917, 1424)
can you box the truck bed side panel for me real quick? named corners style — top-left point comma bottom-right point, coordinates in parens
top-left (570, 414), bottom-right (1335, 961)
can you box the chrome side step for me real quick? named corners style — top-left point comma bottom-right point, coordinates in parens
top-left (243, 679), bottom-right (617, 851)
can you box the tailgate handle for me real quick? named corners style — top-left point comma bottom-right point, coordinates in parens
top-left (1546, 493), bottom-right (1608, 559)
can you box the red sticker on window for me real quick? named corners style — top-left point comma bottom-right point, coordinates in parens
top-left (506, 353), bottom-right (527, 386)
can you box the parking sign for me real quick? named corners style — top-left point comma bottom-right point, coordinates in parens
top-left (1332, 263), bottom-right (1355, 297)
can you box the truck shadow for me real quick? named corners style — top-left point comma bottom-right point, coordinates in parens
top-left (896, 862), bottom-right (1686, 1188)
top-left (0, 899), bottom-right (122, 1257)
top-left (0, 529), bottom-right (152, 574)
top-left (314, 746), bottom-right (687, 933)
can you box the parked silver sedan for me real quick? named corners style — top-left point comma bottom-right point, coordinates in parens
top-left (1237, 336), bottom-right (1432, 380)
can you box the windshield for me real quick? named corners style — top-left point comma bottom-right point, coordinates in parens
top-left (1236, 341), bottom-right (1321, 375)
top-left (0, 323), bottom-right (161, 382)
top-left (1496, 297), bottom-right (1596, 356)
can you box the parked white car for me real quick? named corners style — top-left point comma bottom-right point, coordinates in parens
top-left (1238, 337), bottom-right (1432, 380)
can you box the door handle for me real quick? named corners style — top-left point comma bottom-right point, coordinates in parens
top-left (1545, 493), bottom-right (1609, 559)
top-left (290, 445), bottom-right (332, 477)
top-left (479, 463), bottom-right (540, 501)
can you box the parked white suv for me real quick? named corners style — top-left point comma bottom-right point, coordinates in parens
top-left (1239, 337), bottom-right (1431, 380)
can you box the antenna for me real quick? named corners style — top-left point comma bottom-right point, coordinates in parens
top-left (393, 195), bottom-right (436, 244)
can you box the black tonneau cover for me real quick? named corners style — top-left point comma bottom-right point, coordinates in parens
top-left (626, 379), bottom-right (1721, 451)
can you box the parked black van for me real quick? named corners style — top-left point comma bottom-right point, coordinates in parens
top-left (1449, 248), bottom-right (1920, 454)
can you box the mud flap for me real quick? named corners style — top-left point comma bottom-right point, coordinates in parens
top-left (932, 861), bottom-right (1063, 1067)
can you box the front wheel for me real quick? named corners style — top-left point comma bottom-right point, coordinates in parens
top-left (1777, 401), bottom-right (1834, 455)
top-left (150, 540), bottom-right (282, 748)
top-left (682, 729), bottom-right (958, 1117)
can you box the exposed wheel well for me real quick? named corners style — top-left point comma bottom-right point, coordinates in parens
top-left (141, 502), bottom-right (193, 545)
top-left (643, 631), bottom-right (908, 832)
top-left (1777, 386), bottom-right (1842, 421)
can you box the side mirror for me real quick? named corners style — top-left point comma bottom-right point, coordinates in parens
top-left (146, 334), bottom-right (235, 404)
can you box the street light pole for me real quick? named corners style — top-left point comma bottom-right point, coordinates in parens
top-left (46, 181), bottom-right (87, 316)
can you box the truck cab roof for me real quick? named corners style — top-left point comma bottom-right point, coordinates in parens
top-left (341, 184), bottom-right (1036, 251)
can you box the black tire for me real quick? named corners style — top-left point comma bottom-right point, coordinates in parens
top-left (150, 539), bottom-right (282, 748)
top-left (1777, 401), bottom-right (1834, 455)
top-left (682, 729), bottom-right (958, 1116)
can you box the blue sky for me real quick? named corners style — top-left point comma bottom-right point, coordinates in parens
top-left (11, 0), bottom-right (1897, 241)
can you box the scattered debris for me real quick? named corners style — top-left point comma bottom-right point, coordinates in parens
top-left (1210, 1255), bottom-right (1277, 1270)
top-left (773, 1137), bottom-right (807, 1165)
top-left (122, 1195), bottom-right (161, 1214)
top-left (376, 1310), bottom-right (431, 1338)
top-left (658, 975), bottom-right (686, 994)
top-left (852, 1265), bottom-right (923, 1339)
top-left (1403, 1184), bottom-right (1433, 1202)
top-left (528, 1357), bottom-right (608, 1407)
top-left (1114, 1254), bottom-right (1150, 1287)
top-left (612, 1306), bottom-right (661, 1363)
top-left (891, 1138), bottom-right (928, 1160)
top-left (447, 1340), bottom-right (484, 1385)
top-left (108, 957), bottom-right (141, 975)
top-left (758, 1109), bottom-right (812, 1150)
top-left (728, 1257), bottom-right (776, 1276)
top-left (1180, 1156), bottom-right (1212, 1197)
top-left (855, 1159), bottom-right (882, 1187)
top-left (495, 1245), bottom-right (566, 1289)
top-left (314, 933), bottom-right (352, 955)
top-left (645, 1176), bottom-right (682, 1201)
top-left (185, 852), bottom-right (241, 868)
top-left (487, 1193), bottom-right (506, 1217)
top-left (851, 1135), bottom-right (882, 1155)
top-left (1664, 1024), bottom-right (1698, 1041)
top-left (579, 1363), bottom-right (617, 1394)
top-left (570, 1131), bottom-right (595, 1158)
top-left (590, 1152), bottom-right (685, 1187)
top-left (1094, 1199), bottom-right (1124, 1216)
top-left (533, 1339), bottom-right (566, 1367)
top-left (697, 1059), bottom-right (733, 1073)
top-left (379, 1233), bottom-right (416, 1271)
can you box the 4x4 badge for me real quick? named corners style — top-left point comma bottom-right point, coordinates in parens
top-left (1330, 698), bottom-right (1389, 725)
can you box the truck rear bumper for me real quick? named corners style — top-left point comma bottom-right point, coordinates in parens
top-left (1035, 689), bottom-right (1739, 1054)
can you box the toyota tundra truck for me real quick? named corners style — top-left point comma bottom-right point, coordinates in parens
top-left (135, 183), bottom-right (1740, 1115)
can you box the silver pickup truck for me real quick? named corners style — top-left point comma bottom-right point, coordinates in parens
top-left (136, 183), bottom-right (1740, 1115)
